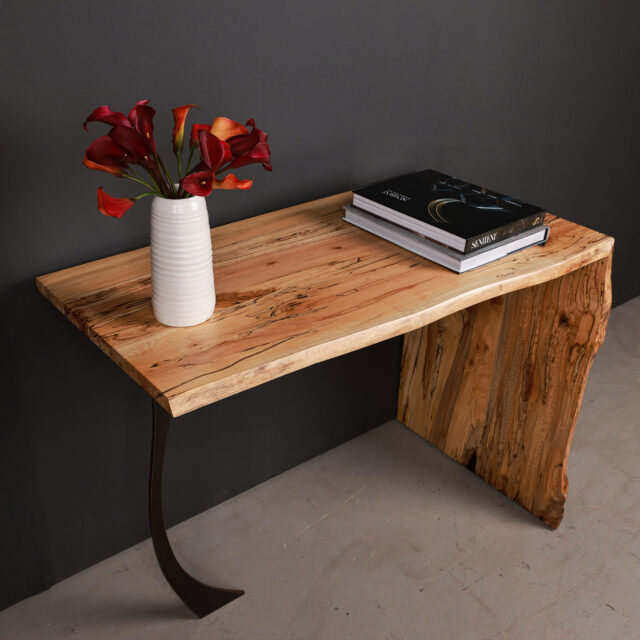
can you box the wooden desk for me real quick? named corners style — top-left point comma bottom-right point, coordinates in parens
top-left (36, 191), bottom-right (613, 617)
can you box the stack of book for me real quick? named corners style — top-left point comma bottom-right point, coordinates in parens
top-left (345, 169), bottom-right (549, 273)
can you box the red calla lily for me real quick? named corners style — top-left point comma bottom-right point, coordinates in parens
top-left (189, 123), bottom-right (211, 150)
top-left (180, 170), bottom-right (215, 196)
top-left (83, 105), bottom-right (131, 131)
top-left (97, 187), bottom-right (135, 218)
top-left (127, 99), bottom-right (151, 127)
top-left (84, 102), bottom-right (270, 215)
top-left (212, 174), bottom-right (253, 190)
top-left (227, 119), bottom-right (272, 171)
top-left (198, 130), bottom-right (231, 171)
top-left (83, 153), bottom-right (126, 177)
top-left (109, 126), bottom-right (155, 166)
top-left (129, 104), bottom-right (157, 152)
top-left (86, 135), bottom-right (131, 168)
top-left (209, 117), bottom-right (248, 141)
top-left (172, 104), bottom-right (197, 155)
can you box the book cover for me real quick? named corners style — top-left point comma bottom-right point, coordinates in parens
top-left (353, 170), bottom-right (546, 253)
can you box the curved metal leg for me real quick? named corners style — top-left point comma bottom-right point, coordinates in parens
top-left (150, 400), bottom-right (244, 618)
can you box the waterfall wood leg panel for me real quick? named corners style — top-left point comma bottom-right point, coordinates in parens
top-left (36, 192), bottom-right (614, 616)
top-left (397, 255), bottom-right (612, 529)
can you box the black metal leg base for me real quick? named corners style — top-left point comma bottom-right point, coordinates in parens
top-left (149, 401), bottom-right (244, 618)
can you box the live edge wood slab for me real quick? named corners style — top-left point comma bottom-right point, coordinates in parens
top-left (37, 191), bottom-right (613, 529)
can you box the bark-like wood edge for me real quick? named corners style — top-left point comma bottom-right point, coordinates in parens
top-left (397, 254), bottom-right (613, 529)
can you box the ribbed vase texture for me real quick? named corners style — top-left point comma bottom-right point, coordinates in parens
top-left (150, 195), bottom-right (215, 327)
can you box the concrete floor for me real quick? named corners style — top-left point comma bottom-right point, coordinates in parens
top-left (1, 296), bottom-right (639, 640)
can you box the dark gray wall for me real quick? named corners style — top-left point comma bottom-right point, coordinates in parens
top-left (1, 0), bottom-right (639, 611)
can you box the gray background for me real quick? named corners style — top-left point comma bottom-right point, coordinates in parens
top-left (1, 0), bottom-right (638, 611)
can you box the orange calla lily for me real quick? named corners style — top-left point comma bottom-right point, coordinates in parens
top-left (212, 174), bottom-right (253, 190)
top-left (172, 104), bottom-right (197, 155)
top-left (209, 117), bottom-right (248, 141)
top-left (97, 187), bottom-right (135, 218)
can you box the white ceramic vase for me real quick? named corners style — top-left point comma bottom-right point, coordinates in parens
top-left (150, 195), bottom-right (215, 327)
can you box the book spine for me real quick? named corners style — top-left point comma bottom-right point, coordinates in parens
top-left (464, 212), bottom-right (545, 253)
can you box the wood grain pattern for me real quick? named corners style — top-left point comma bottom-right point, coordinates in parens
top-left (397, 255), bottom-right (612, 528)
top-left (36, 191), bottom-right (613, 418)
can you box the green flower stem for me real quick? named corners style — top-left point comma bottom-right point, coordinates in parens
top-left (176, 150), bottom-right (183, 181)
top-left (184, 147), bottom-right (196, 175)
top-left (140, 161), bottom-right (166, 196)
top-left (133, 191), bottom-right (160, 200)
top-left (128, 166), bottom-right (156, 187)
top-left (124, 172), bottom-right (155, 190)
top-left (148, 167), bottom-right (167, 196)
top-left (158, 163), bottom-right (172, 196)
top-left (155, 153), bottom-right (176, 197)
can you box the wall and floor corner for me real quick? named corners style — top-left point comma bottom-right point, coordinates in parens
top-left (1, 0), bottom-right (639, 612)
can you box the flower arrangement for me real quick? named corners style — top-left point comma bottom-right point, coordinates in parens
top-left (83, 100), bottom-right (271, 217)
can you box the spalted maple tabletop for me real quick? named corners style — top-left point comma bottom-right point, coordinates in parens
top-left (36, 192), bottom-right (614, 417)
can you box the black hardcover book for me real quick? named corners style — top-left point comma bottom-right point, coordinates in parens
top-left (353, 169), bottom-right (546, 254)
top-left (343, 205), bottom-right (550, 273)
